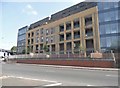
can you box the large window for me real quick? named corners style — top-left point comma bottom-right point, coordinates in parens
top-left (106, 37), bottom-right (111, 47)
top-left (18, 34), bottom-right (26, 41)
top-left (100, 37), bottom-right (107, 48)
top-left (99, 25), bottom-right (106, 34)
top-left (18, 28), bottom-right (26, 35)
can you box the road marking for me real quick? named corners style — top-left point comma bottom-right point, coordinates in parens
top-left (0, 76), bottom-right (9, 79)
top-left (87, 84), bottom-right (94, 86)
top-left (44, 82), bottom-right (62, 86)
top-left (2, 75), bottom-right (62, 86)
top-left (106, 75), bottom-right (118, 77)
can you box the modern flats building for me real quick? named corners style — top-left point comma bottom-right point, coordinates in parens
top-left (17, 26), bottom-right (28, 54)
top-left (25, 2), bottom-right (120, 55)
top-left (97, 2), bottom-right (120, 52)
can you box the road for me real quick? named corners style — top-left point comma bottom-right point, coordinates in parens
top-left (1, 62), bottom-right (119, 86)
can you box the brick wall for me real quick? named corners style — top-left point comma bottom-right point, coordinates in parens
top-left (16, 59), bottom-right (114, 68)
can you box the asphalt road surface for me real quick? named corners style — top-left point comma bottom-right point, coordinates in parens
top-left (1, 62), bottom-right (119, 86)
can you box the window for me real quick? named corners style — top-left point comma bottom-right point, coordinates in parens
top-left (74, 41), bottom-right (80, 49)
top-left (59, 24), bottom-right (64, 32)
top-left (86, 39), bottom-right (94, 49)
top-left (73, 18), bottom-right (80, 28)
top-left (99, 25), bottom-right (106, 34)
top-left (59, 43), bottom-right (64, 51)
top-left (51, 28), bottom-right (54, 34)
top-left (59, 34), bottom-right (64, 41)
top-left (105, 24), bottom-right (111, 34)
top-left (100, 37), bottom-right (107, 48)
top-left (51, 45), bottom-right (55, 52)
top-left (46, 37), bottom-right (48, 43)
top-left (31, 32), bottom-right (34, 37)
top-left (66, 22), bottom-right (71, 30)
top-left (51, 36), bottom-right (53, 43)
top-left (28, 33), bottom-right (30, 38)
top-left (66, 32), bottom-right (71, 40)
top-left (106, 37), bottom-right (111, 47)
top-left (31, 39), bottom-right (34, 44)
top-left (41, 36), bottom-right (43, 42)
top-left (85, 27), bottom-right (93, 37)
top-left (46, 29), bottom-right (49, 35)
top-left (36, 30), bottom-right (39, 35)
top-left (66, 42), bottom-right (72, 50)
top-left (111, 23), bottom-right (118, 33)
top-left (40, 44), bottom-right (43, 50)
top-left (36, 37), bottom-right (39, 43)
top-left (40, 28), bottom-right (43, 34)
top-left (98, 13), bottom-right (105, 23)
top-left (85, 16), bottom-right (92, 26)
top-left (74, 31), bottom-right (80, 39)
top-left (114, 2), bottom-right (118, 8)
top-left (36, 45), bottom-right (39, 50)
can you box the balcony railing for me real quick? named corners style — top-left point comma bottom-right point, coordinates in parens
top-left (60, 38), bottom-right (64, 41)
top-left (85, 33), bottom-right (93, 37)
top-left (74, 35), bottom-right (80, 39)
top-left (66, 37), bottom-right (71, 40)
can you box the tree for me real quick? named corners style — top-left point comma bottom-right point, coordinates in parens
top-left (43, 44), bottom-right (49, 52)
top-left (22, 49), bottom-right (26, 54)
top-left (26, 46), bottom-right (31, 54)
top-left (11, 46), bottom-right (17, 52)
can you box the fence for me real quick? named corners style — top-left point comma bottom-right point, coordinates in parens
top-left (8, 50), bottom-right (117, 61)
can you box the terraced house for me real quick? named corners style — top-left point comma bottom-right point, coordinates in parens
top-left (24, 2), bottom-right (120, 56)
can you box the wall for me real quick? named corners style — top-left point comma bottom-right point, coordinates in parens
top-left (16, 59), bottom-right (114, 68)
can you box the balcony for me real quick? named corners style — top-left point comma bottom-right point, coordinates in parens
top-left (66, 42), bottom-right (72, 51)
top-left (59, 43), bottom-right (64, 51)
top-left (59, 25), bottom-right (64, 32)
top-left (51, 45), bottom-right (55, 52)
top-left (74, 20), bottom-right (80, 28)
top-left (66, 33), bottom-right (71, 40)
top-left (85, 27), bottom-right (93, 37)
top-left (59, 34), bottom-right (64, 41)
top-left (66, 22), bottom-right (71, 30)
top-left (85, 16), bottom-right (92, 26)
top-left (86, 39), bottom-right (94, 49)
top-left (74, 31), bottom-right (80, 39)
top-left (31, 39), bottom-right (34, 44)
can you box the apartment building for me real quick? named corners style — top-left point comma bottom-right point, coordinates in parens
top-left (17, 26), bottom-right (28, 54)
top-left (25, 2), bottom-right (120, 55)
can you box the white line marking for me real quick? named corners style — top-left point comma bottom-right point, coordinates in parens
top-left (2, 75), bottom-right (62, 86)
top-left (0, 76), bottom-right (9, 79)
top-left (5, 75), bottom-right (57, 83)
top-left (44, 83), bottom-right (62, 86)
top-left (87, 84), bottom-right (94, 86)
top-left (106, 75), bottom-right (118, 77)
